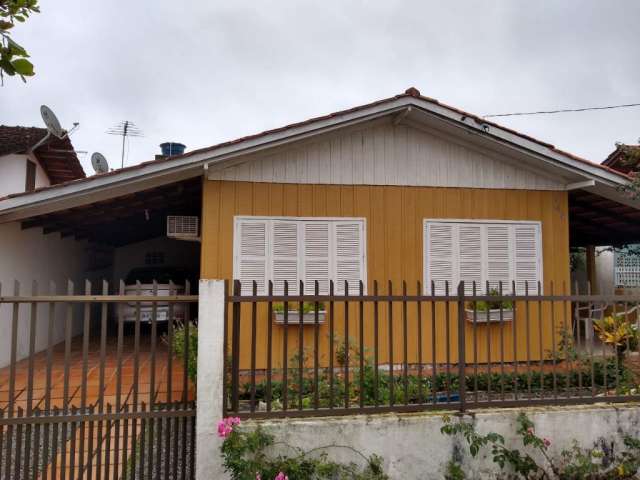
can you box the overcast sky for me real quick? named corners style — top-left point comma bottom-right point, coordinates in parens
top-left (1, 1), bottom-right (639, 174)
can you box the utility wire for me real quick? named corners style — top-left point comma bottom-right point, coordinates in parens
top-left (483, 102), bottom-right (640, 118)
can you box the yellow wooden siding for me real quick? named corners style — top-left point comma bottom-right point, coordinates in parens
top-left (201, 180), bottom-right (570, 369)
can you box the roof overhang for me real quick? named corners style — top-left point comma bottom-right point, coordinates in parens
top-left (0, 93), bottom-right (636, 223)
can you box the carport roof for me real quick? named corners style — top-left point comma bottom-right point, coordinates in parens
top-left (1, 87), bottom-right (640, 247)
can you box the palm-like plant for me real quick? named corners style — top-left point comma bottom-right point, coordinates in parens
top-left (594, 314), bottom-right (638, 363)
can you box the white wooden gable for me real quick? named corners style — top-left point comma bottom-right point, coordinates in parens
top-left (209, 121), bottom-right (565, 190)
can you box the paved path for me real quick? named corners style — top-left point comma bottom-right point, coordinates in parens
top-left (0, 333), bottom-right (193, 479)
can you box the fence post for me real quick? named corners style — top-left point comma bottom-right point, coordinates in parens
top-left (196, 279), bottom-right (227, 479)
top-left (457, 281), bottom-right (466, 412)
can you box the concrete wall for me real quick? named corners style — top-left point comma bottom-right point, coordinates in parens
top-left (0, 221), bottom-right (89, 367)
top-left (0, 153), bottom-right (50, 197)
top-left (596, 248), bottom-right (615, 294)
top-left (112, 235), bottom-right (200, 284)
top-left (238, 405), bottom-right (640, 479)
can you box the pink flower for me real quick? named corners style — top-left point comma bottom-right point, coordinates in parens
top-left (527, 427), bottom-right (534, 435)
top-left (217, 417), bottom-right (241, 438)
top-left (255, 474), bottom-right (262, 480)
top-left (274, 473), bottom-right (288, 480)
top-left (543, 438), bottom-right (551, 447)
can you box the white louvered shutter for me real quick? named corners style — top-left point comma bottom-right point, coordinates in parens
top-left (236, 220), bottom-right (268, 295)
top-left (426, 223), bottom-right (456, 295)
top-left (514, 223), bottom-right (541, 294)
top-left (334, 222), bottom-right (365, 295)
top-left (303, 222), bottom-right (331, 294)
top-left (458, 223), bottom-right (483, 294)
top-left (486, 224), bottom-right (512, 293)
top-left (272, 221), bottom-right (299, 295)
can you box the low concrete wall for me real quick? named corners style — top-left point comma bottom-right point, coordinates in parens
top-left (237, 404), bottom-right (640, 479)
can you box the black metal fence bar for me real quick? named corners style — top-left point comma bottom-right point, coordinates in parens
top-left (226, 279), bottom-right (640, 420)
top-left (0, 278), bottom-right (197, 480)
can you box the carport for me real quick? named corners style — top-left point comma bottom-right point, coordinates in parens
top-left (0, 174), bottom-right (203, 478)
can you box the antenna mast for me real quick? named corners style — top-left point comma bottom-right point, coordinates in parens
top-left (106, 120), bottom-right (144, 168)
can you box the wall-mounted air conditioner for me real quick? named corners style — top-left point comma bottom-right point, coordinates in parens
top-left (167, 215), bottom-right (200, 241)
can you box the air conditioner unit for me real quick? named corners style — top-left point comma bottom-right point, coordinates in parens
top-left (167, 215), bottom-right (200, 241)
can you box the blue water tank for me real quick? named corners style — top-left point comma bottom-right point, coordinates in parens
top-left (160, 142), bottom-right (186, 157)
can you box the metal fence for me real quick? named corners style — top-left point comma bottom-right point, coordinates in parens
top-left (0, 279), bottom-right (198, 480)
top-left (225, 280), bottom-right (640, 419)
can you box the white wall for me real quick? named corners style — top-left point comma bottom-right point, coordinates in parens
top-left (112, 235), bottom-right (200, 284)
top-left (596, 247), bottom-right (615, 294)
top-left (0, 153), bottom-right (50, 197)
top-left (236, 405), bottom-right (640, 480)
top-left (0, 221), bottom-right (89, 367)
top-left (209, 121), bottom-right (565, 190)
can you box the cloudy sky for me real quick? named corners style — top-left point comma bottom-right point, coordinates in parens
top-left (1, 1), bottom-right (639, 174)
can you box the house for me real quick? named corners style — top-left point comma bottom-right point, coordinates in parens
top-left (1, 88), bottom-right (640, 370)
top-left (0, 125), bottom-right (87, 366)
top-left (0, 125), bottom-right (85, 196)
top-left (590, 144), bottom-right (640, 294)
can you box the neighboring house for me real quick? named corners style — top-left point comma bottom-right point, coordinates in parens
top-left (1, 88), bottom-right (640, 368)
top-left (0, 125), bottom-right (85, 196)
top-left (592, 145), bottom-right (640, 294)
top-left (0, 126), bottom-right (87, 366)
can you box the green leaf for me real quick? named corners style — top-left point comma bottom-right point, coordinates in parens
top-left (0, 20), bottom-right (14, 30)
top-left (7, 37), bottom-right (27, 56)
top-left (0, 59), bottom-right (15, 75)
top-left (11, 58), bottom-right (33, 75)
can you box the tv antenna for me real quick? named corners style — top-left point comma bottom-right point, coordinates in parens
top-left (106, 120), bottom-right (144, 168)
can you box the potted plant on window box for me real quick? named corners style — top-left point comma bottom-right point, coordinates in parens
top-left (273, 302), bottom-right (326, 325)
top-left (465, 289), bottom-right (514, 323)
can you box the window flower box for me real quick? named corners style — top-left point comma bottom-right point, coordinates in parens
top-left (465, 288), bottom-right (514, 323)
top-left (273, 310), bottom-right (326, 325)
top-left (465, 308), bottom-right (514, 323)
top-left (272, 302), bottom-right (326, 325)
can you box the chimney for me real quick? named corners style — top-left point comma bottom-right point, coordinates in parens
top-left (156, 142), bottom-right (186, 160)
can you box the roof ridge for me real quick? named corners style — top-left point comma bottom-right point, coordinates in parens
top-left (0, 89), bottom-right (630, 203)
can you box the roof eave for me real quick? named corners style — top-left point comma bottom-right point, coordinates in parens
top-left (0, 94), bottom-right (633, 222)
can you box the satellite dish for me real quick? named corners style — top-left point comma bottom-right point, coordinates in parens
top-left (91, 152), bottom-right (109, 174)
top-left (40, 105), bottom-right (65, 139)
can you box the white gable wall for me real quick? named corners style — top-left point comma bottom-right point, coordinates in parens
top-left (208, 122), bottom-right (565, 191)
top-left (0, 153), bottom-right (50, 197)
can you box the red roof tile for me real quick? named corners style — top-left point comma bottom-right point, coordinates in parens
top-left (0, 89), bottom-right (629, 202)
top-left (0, 126), bottom-right (85, 184)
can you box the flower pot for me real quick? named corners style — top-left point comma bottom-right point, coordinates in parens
top-left (465, 308), bottom-right (514, 323)
top-left (273, 311), bottom-right (326, 325)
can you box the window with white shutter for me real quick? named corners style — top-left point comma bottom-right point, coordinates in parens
top-left (424, 220), bottom-right (542, 295)
top-left (236, 220), bottom-right (268, 295)
top-left (234, 217), bottom-right (366, 295)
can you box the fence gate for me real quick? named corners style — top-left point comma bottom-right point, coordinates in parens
top-left (0, 279), bottom-right (198, 480)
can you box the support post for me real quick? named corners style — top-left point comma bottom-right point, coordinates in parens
top-left (586, 245), bottom-right (598, 294)
top-left (196, 279), bottom-right (227, 479)
top-left (457, 282), bottom-right (466, 412)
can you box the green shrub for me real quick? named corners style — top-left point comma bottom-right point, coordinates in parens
top-left (220, 419), bottom-right (388, 480)
top-left (169, 322), bottom-right (198, 383)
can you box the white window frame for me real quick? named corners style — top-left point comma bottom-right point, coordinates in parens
top-left (233, 216), bottom-right (367, 294)
top-left (423, 219), bottom-right (543, 295)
